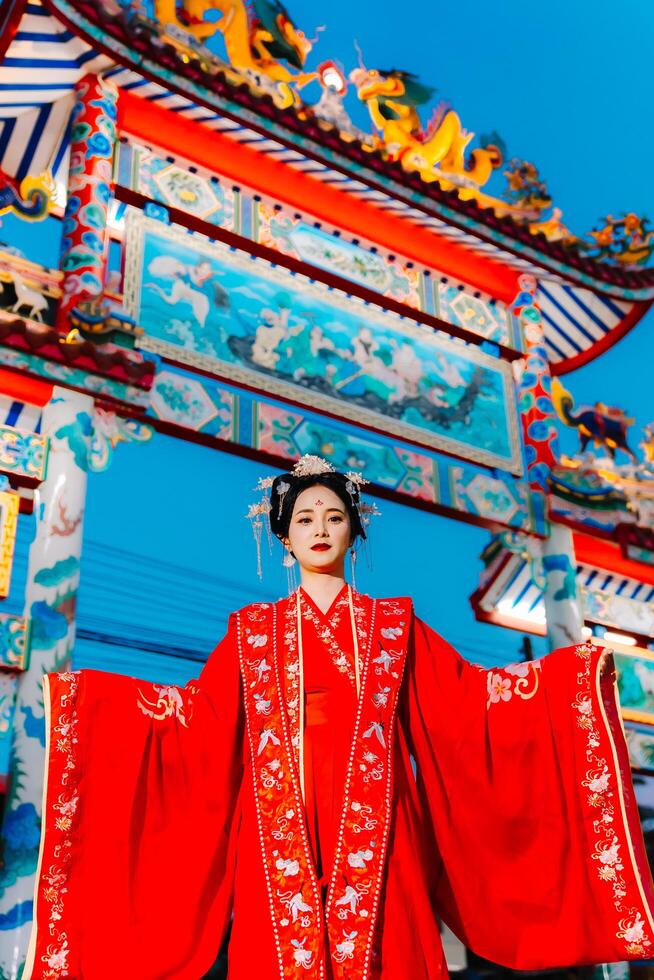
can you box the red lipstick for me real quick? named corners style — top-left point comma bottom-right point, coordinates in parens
top-left (311, 543), bottom-right (331, 551)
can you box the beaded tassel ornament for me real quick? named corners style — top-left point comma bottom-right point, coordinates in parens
top-left (246, 454), bottom-right (380, 580)
top-left (245, 477), bottom-right (274, 580)
top-left (350, 547), bottom-right (357, 591)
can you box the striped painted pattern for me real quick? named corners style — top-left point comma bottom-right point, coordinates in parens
top-left (494, 555), bottom-right (654, 634)
top-left (537, 281), bottom-right (631, 363)
top-left (0, 394), bottom-right (42, 432)
top-left (0, 1), bottom-right (111, 183)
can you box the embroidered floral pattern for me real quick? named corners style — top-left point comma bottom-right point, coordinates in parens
top-left (325, 598), bottom-right (410, 980)
top-left (238, 602), bottom-right (322, 978)
top-left (238, 593), bottom-right (411, 980)
top-left (486, 660), bottom-right (541, 709)
top-left (136, 684), bottom-right (190, 726)
top-left (34, 671), bottom-right (81, 979)
top-left (297, 588), bottom-right (369, 688)
top-left (282, 597), bottom-right (302, 761)
top-left (572, 642), bottom-right (654, 957)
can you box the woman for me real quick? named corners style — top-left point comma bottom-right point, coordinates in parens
top-left (26, 455), bottom-right (654, 979)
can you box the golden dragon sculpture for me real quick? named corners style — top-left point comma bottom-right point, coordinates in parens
top-left (349, 66), bottom-right (503, 192)
top-left (153, 0), bottom-right (316, 104)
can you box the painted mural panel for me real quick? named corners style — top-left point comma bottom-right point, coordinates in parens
top-left (254, 402), bottom-right (439, 503)
top-left (449, 467), bottom-right (529, 528)
top-left (116, 144), bottom-right (237, 230)
top-left (149, 367), bottom-right (238, 440)
top-left (139, 359), bottom-right (531, 528)
top-left (437, 283), bottom-right (512, 345)
top-left (626, 724), bottom-right (654, 772)
top-left (126, 215), bottom-right (522, 473)
top-left (582, 586), bottom-right (654, 638)
top-left (255, 204), bottom-right (422, 308)
top-left (115, 143), bottom-right (517, 351)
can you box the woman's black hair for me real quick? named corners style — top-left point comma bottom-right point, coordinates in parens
top-left (269, 471), bottom-right (366, 545)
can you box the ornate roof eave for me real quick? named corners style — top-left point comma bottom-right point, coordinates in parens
top-left (44, 0), bottom-right (654, 303)
top-left (1, 3), bottom-right (648, 374)
top-left (470, 532), bottom-right (654, 642)
top-left (0, 313), bottom-right (157, 390)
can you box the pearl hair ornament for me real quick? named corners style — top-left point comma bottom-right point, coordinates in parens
top-left (245, 454), bottom-right (380, 579)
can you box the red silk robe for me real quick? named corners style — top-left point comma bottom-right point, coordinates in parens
top-left (25, 585), bottom-right (654, 979)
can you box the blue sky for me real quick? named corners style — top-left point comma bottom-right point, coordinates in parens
top-left (286, 0), bottom-right (653, 235)
top-left (3, 0), bottom-right (653, 673)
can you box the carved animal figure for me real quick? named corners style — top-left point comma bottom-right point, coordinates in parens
top-left (349, 67), bottom-right (502, 186)
top-left (0, 271), bottom-right (49, 322)
top-left (551, 378), bottom-right (638, 463)
top-left (153, 0), bottom-right (316, 88)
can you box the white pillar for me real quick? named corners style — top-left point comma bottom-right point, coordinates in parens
top-left (541, 522), bottom-right (584, 651)
top-left (0, 387), bottom-right (93, 979)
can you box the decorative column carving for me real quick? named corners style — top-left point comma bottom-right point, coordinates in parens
top-left (512, 274), bottom-right (560, 536)
top-left (56, 74), bottom-right (118, 334)
top-left (541, 522), bottom-right (584, 650)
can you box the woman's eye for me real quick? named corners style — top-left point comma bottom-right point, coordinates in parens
top-left (297, 517), bottom-right (312, 525)
top-left (329, 515), bottom-right (343, 523)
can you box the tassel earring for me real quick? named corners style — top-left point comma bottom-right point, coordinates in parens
top-left (283, 547), bottom-right (297, 594)
top-left (253, 517), bottom-right (264, 580)
top-left (350, 546), bottom-right (357, 591)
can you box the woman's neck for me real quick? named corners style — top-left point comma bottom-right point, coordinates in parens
top-left (298, 568), bottom-right (347, 615)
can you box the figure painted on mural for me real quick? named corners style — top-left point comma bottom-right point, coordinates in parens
top-left (24, 452), bottom-right (653, 980)
top-left (138, 221), bottom-right (517, 469)
top-left (146, 255), bottom-right (216, 329)
top-left (251, 296), bottom-right (304, 371)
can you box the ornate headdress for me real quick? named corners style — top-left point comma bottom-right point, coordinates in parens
top-left (246, 454), bottom-right (380, 579)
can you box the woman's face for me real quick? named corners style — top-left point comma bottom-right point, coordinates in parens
top-left (285, 484), bottom-right (352, 573)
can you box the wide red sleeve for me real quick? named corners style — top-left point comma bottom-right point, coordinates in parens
top-left (24, 617), bottom-right (244, 980)
top-left (404, 616), bottom-right (654, 969)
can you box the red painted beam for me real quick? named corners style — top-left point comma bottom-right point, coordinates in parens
top-left (118, 91), bottom-right (520, 303)
top-left (0, 367), bottom-right (52, 406)
top-left (573, 530), bottom-right (654, 587)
